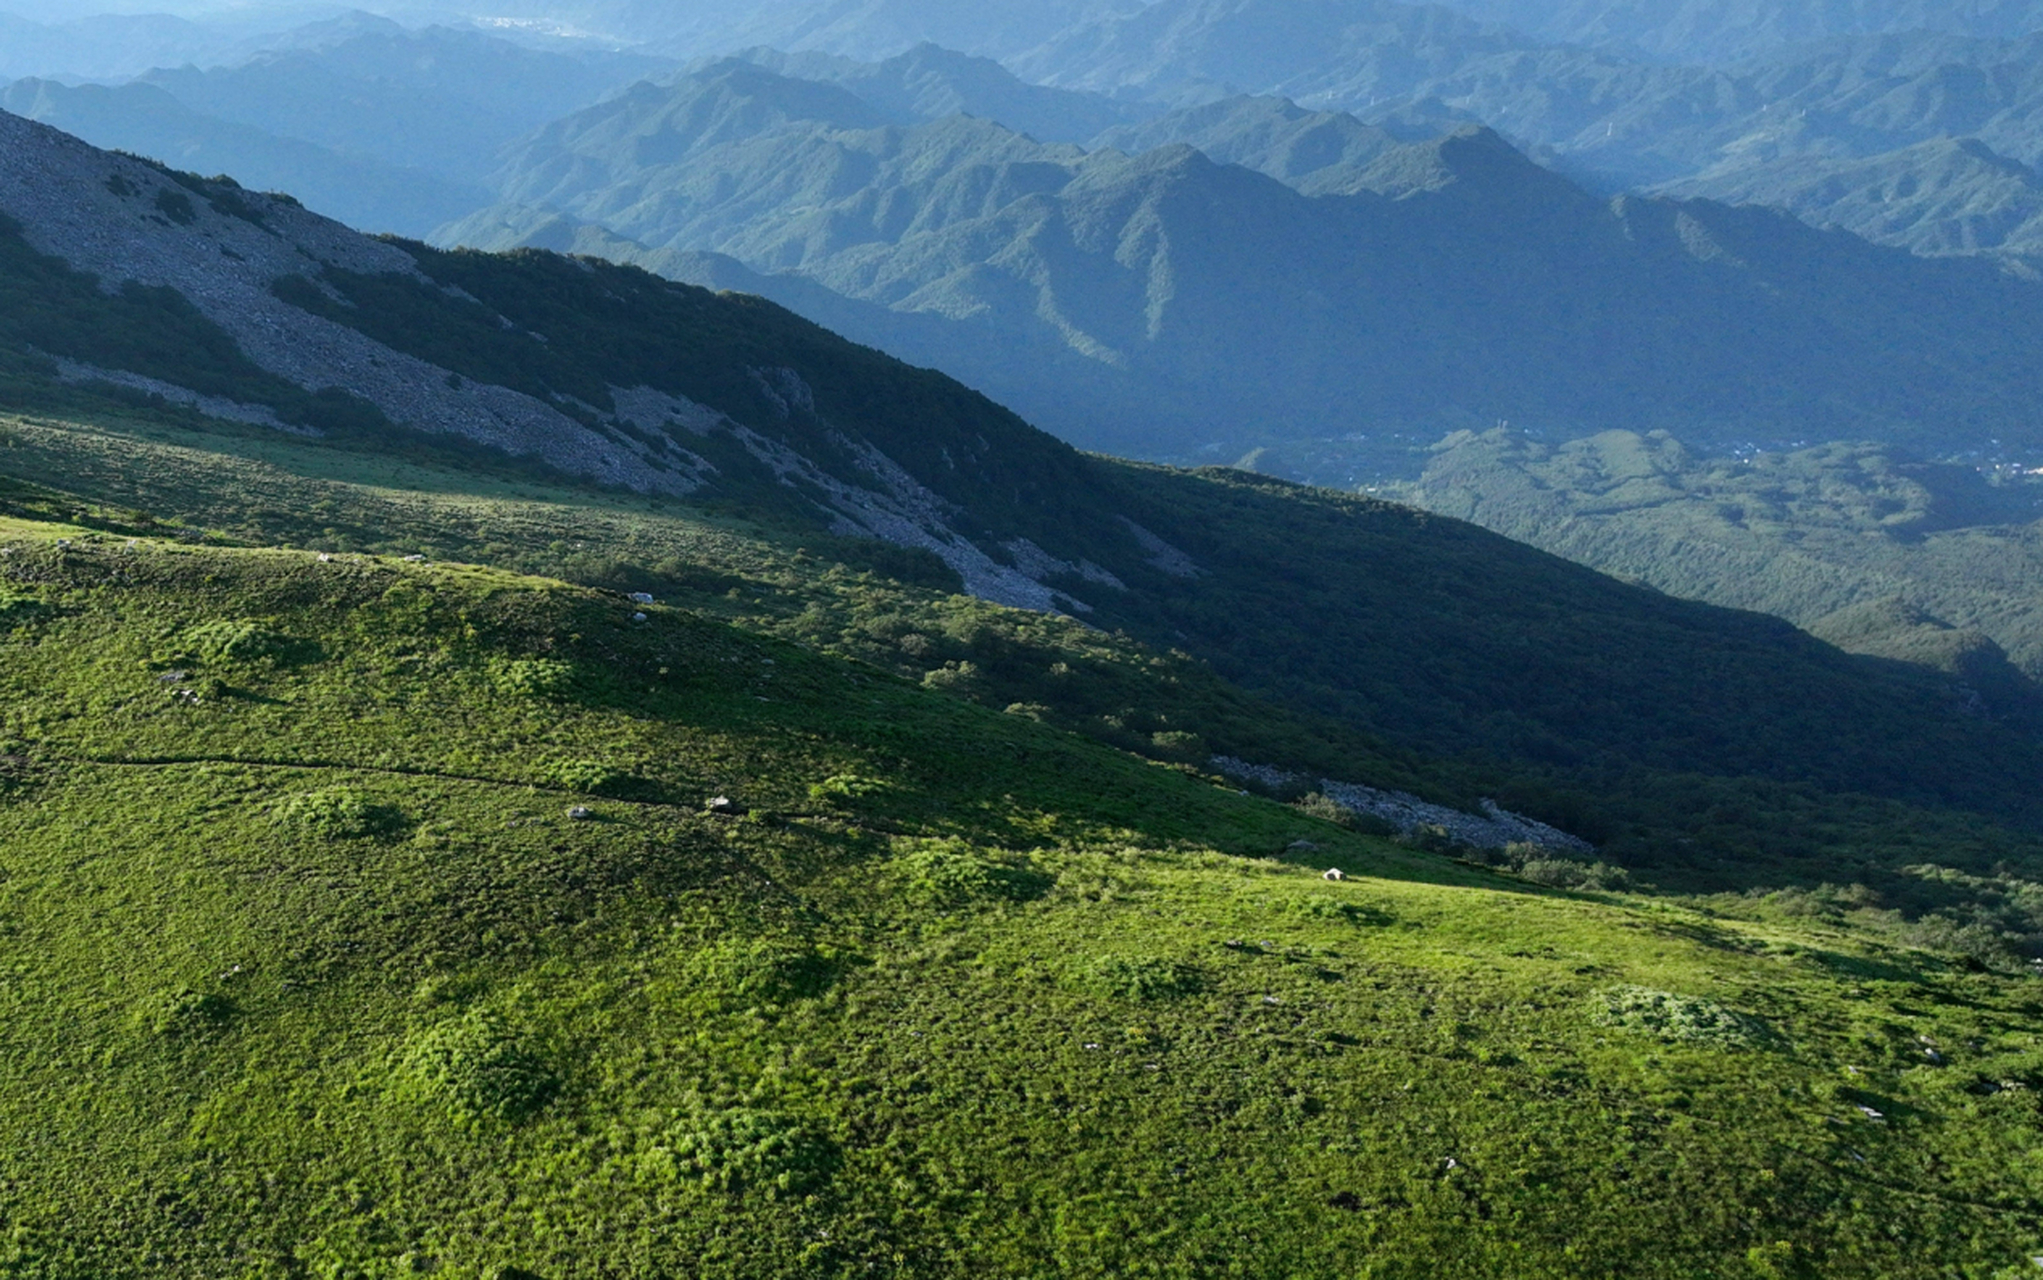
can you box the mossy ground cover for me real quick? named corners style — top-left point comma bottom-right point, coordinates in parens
top-left (1, 522), bottom-right (2042, 1277)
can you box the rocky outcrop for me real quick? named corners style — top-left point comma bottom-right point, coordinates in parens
top-left (1210, 755), bottom-right (1594, 854)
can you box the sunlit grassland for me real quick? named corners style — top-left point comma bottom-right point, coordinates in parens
top-left (0, 522), bottom-right (2039, 1277)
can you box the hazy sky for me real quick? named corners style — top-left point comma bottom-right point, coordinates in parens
top-left (0, 1), bottom-right (424, 20)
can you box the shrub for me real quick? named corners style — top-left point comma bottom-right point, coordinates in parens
top-left (693, 939), bottom-right (835, 1003)
top-left (273, 788), bottom-right (401, 840)
top-left (487, 656), bottom-right (576, 700)
top-left (0, 591), bottom-right (45, 625)
top-left (895, 840), bottom-right (1051, 907)
top-left (1519, 858), bottom-right (1632, 891)
top-left (807, 773), bottom-right (891, 804)
top-left (1594, 986), bottom-right (1772, 1050)
top-left (541, 758), bottom-right (628, 795)
top-left (147, 986), bottom-right (234, 1038)
top-left (920, 660), bottom-right (986, 699)
top-left (1088, 956), bottom-right (1204, 1002)
top-left (153, 188), bottom-right (197, 226)
top-left (405, 1011), bottom-right (560, 1124)
top-left (636, 1104), bottom-right (833, 1197)
top-left (1290, 791), bottom-right (1356, 828)
top-left (1148, 730), bottom-right (1207, 763)
top-left (177, 619), bottom-right (301, 665)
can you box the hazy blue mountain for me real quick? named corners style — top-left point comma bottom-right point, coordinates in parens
top-left (1419, 0), bottom-right (2043, 65)
top-left (0, 15), bottom-right (672, 237)
top-left (136, 18), bottom-right (673, 186)
top-left (731, 42), bottom-right (1159, 141)
top-left (363, 0), bottom-right (1152, 60)
top-left (630, 0), bottom-right (1153, 61)
top-left (1011, 0), bottom-right (1561, 105)
top-left (1656, 135), bottom-right (2043, 261)
top-left (1012, 2), bottom-right (2043, 259)
top-left (455, 60), bottom-right (2043, 461)
top-left (1089, 94), bottom-right (1413, 189)
top-left (0, 77), bottom-right (488, 236)
top-left (0, 11), bottom-right (237, 81)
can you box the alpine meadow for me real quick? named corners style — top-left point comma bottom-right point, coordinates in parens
top-left (5, 3), bottom-right (2043, 1278)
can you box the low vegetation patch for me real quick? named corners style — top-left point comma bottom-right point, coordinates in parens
top-left (145, 986), bottom-right (234, 1038)
top-left (1086, 955), bottom-right (1206, 1002)
top-left (486, 655), bottom-right (577, 700)
top-left (176, 618), bottom-right (304, 666)
top-left (1594, 986), bottom-right (1774, 1050)
top-left (404, 1010), bottom-right (561, 1126)
top-left (273, 787), bottom-right (403, 840)
top-left (893, 839), bottom-right (1052, 907)
top-left (691, 938), bottom-right (837, 1004)
top-left (633, 1102), bottom-right (834, 1198)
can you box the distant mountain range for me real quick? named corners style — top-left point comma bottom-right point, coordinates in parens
top-left (13, 3), bottom-right (2043, 270)
top-left (438, 56), bottom-right (2043, 462)
top-left (12, 105), bottom-right (2043, 824)
top-left (0, 9), bottom-right (244, 81)
top-left (0, 15), bottom-right (670, 238)
top-left (0, 77), bottom-right (490, 238)
top-left (1424, 0), bottom-right (2043, 65)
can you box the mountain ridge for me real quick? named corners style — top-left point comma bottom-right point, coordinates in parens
top-left (18, 108), bottom-right (2043, 839)
top-left (447, 59), bottom-right (2043, 462)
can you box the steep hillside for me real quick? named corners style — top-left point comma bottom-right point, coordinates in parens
top-left (13, 112), bottom-right (2043, 1272)
top-left (452, 62), bottom-right (2043, 460)
top-left (14, 109), bottom-right (2043, 876)
top-left (8, 524), bottom-right (2043, 1276)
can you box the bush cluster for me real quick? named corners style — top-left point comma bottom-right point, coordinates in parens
top-left (273, 788), bottom-right (400, 840)
top-left (894, 840), bottom-right (1051, 908)
top-left (1594, 986), bottom-right (1773, 1050)
top-left (1087, 956), bottom-right (1205, 1002)
top-left (405, 1011), bottom-right (560, 1125)
top-left (635, 1104), bottom-right (833, 1198)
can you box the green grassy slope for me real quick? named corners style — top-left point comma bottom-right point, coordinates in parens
top-left (6, 522), bottom-right (2043, 1278)
top-left (9, 394), bottom-right (2043, 965)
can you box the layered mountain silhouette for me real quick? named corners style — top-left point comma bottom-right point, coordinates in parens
top-left (1013, 3), bottom-right (2043, 259)
top-left (14, 103), bottom-right (2043, 820)
top-left (0, 78), bottom-right (491, 238)
top-left (12, 2), bottom-right (2043, 275)
top-left (443, 58), bottom-right (2043, 460)
top-left (0, 16), bottom-right (669, 237)
top-left (1423, 0), bottom-right (2043, 65)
